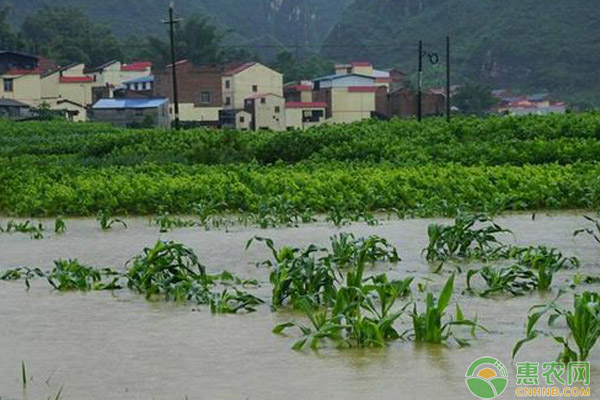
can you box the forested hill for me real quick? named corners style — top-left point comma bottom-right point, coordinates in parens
top-left (323, 0), bottom-right (600, 105)
top-left (7, 0), bottom-right (350, 46)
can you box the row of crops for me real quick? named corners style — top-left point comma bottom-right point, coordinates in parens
top-left (4, 213), bottom-right (600, 362)
top-left (2, 113), bottom-right (600, 216)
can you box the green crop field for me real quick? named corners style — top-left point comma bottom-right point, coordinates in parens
top-left (1, 113), bottom-right (600, 217)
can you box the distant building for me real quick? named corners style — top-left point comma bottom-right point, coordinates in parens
top-left (222, 62), bottom-right (283, 111)
top-left (244, 92), bottom-right (286, 131)
top-left (494, 92), bottom-right (566, 115)
top-left (154, 60), bottom-right (223, 125)
top-left (312, 73), bottom-right (377, 124)
top-left (285, 102), bottom-right (327, 129)
top-left (91, 98), bottom-right (170, 128)
top-left (0, 51), bottom-right (43, 107)
top-left (42, 63), bottom-right (94, 122)
top-left (86, 61), bottom-right (153, 103)
top-left (0, 98), bottom-right (31, 120)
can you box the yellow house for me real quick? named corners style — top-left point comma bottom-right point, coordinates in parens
top-left (244, 93), bottom-right (286, 131)
top-left (222, 63), bottom-right (283, 110)
top-left (42, 63), bottom-right (94, 122)
top-left (312, 73), bottom-right (376, 124)
top-left (285, 102), bottom-right (327, 130)
top-left (0, 68), bottom-right (42, 106)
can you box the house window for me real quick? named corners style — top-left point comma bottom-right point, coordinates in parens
top-left (274, 106), bottom-right (280, 113)
top-left (201, 91), bottom-right (211, 103)
top-left (134, 83), bottom-right (139, 91)
top-left (3, 78), bottom-right (14, 92)
top-left (252, 85), bottom-right (258, 92)
top-left (225, 97), bottom-right (231, 106)
top-left (225, 80), bottom-right (230, 89)
top-left (239, 116), bottom-right (245, 123)
top-left (260, 98), bottom-right (266, 104)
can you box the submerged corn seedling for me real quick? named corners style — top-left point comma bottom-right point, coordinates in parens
top-left (1, 220), bottom-right (45, 239)
top-left (54, 216), bottom-right (66, 234)
top-left (0, 266), bottom-right (45, 289)
top-left (127, 241), bottom-right (261, 313)
top-left (424, 213), bottom-right (511, 262)
top-left (326, 205), bottom-right (353, 228)
top-left (209, 288), bottom-right (264, 313)
top-left (574, 214), bottom-right (600, 246)
top-left (274, 263), bottom-right (413, 350)
top-left (153, 213), bottom-right (198, 232)
top-left (96, 210), bottom-right (127, 230)
top-left (513, 291), bottom-right (600, 363)
top-left (466, 265), bottom-right (538, 296)
top-left (126, 241), bottom-right (208, 301)
top-left (247, 236), bottom-right (338, 308)
top-left (329, 233), bottom-right (400, 267)
top-left (409, 273), bottom-right (484, 346)
top-left (46, 260), bottom-right (121, 291)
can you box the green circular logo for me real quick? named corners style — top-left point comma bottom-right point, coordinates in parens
top-left (465, 356), bottom-right (509, 399)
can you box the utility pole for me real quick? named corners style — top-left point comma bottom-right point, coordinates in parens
top-left (163, 2), bottom-right (182, 130)
top-left (417, 40), bottom-right (423, 122)
top-left (446, 35), bottom-right (451, 123)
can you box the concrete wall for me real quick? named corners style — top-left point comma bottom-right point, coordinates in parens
top-left (223, 64), bottom-right (283, 110)
top-left (0, 73), bottom-right (42, 106)
top-left (313, 87), bottom-right (376, 124)
top-left (177, 103), bottom-right (221, 123)
top-left (154, 62), bottom-right (223, 122)
top-left (285, 107), bottom-right (326, 130)
top-left (247, 94), bottom-right (285, 131)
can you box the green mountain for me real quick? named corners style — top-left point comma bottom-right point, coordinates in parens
top-left (6, 0), bottom-right (349, 46)
top-left (323, 0), bottom-right (600, 105)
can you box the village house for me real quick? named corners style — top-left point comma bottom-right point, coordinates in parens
top-left (220, 62), bottom-right (284, 130)
top-left (494, 92), bottom-right (566, 116)
top-left (90, 97), bottom-right (170, 128)
top-left (154, 60), bottom-right (223, 125)
top-left (41, 63), bottom-right (94, 122)
top-left (244, 92), bottom-right (286, 131)
top-left (86, 61), bottom-right (153, 103)
top-left (312, 72), bottom-right (377, 124)
top-left (0, 51), bottom-right (43, 107)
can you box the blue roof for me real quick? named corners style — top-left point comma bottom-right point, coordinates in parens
top-left (312, 73), bottom-right (375, 82)
top-left (92, 98), bottom-right (168, 109)
top-left (123, 75), bottom-right (154, 84)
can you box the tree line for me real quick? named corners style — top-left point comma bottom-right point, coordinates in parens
top-left (0, 4), bottom-right (332, 82)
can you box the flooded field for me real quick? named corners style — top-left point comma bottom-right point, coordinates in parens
top-left (1, 212), bottom-right (599, 400)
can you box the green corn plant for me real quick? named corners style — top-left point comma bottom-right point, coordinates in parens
top-left (329, 233), bottom-right (400, 267)
top-left (21, 360), bottom-right (27, 388)
top-left (274, 302), bottom-right (347, 350)
top-left (46, 259), bottom-right (121, 291)
top-left (2, 220), bottom-right (45, 239)
top-left (513, 291), bottom-right (600, 363)
top-left (326, 205), bottom-right (352, 228)
top-left (513, 245), bottom-right (579, 270)
top-left (126, 241), bottom-right (208, 301)
top-left (466, 265), bottom-right (538, 296)
top-left (247, 236), bottom-right (338, 308)
top-left (127, 241), bottom-right (261, 312)
top-left (153, 212), bottom-right (197, 232)
top-left (410, 273), bottom-right (484, 346)
top-left (54, 216), bottom-right (66, 234)
top-left (192, 200), bottom-right (225, 226)
top-left (424, 212), bottom-right (511, 262)
top-left (574, 214), bottom-right (600, 245)
top-left (209, 288), bottom-right (264, 314)
top-left (0, 266), bottom-right (45, 289)
top-left (96, 210), bottom-right (127, 230)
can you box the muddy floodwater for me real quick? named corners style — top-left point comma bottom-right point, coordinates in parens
top-left (1, 212), bottom-right (599, 400)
